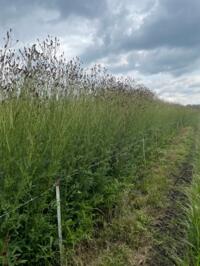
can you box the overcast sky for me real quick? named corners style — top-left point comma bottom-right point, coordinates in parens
top-left (1, 0), bottom-right (200, 104)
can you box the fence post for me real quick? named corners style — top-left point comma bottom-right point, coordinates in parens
top-left (56, 179), bottom-right (64, 266)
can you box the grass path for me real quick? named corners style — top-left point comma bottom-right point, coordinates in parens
top-left (147, 158), bottom-right (193, 265)
top-left (182, 123), bottom-right (200, 266)
top-left (70, 127), bottom-right (195, 265)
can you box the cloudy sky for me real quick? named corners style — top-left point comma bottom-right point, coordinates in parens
top-left (1, 0), bottom-right (200, 104)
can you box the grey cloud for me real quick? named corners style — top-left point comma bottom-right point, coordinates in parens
top-left (0, 0), bottom-right (200, 104)
top-left (82, 0), bottom-right (200, 78)
top-left (53, 0), bottom-right (107, 19)
top-left (0, 0), bottom-right (107, 45)
top-left (0, 0), bottom-right (107, 24)
top-left (133, 48), bottom-right (200, 76)
top-left (0, 0), bottom-right (43, 22)
top-left (128, 0), bottom-right (200, 50)
top-left (95, 47), bottom-right (200, 78)
top-left (108, 0), bottom-right (200, 52)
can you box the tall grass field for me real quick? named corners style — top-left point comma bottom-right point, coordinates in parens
top-left (0, 32), bottom-right (200, 265)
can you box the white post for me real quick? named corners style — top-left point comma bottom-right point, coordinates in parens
top-left (56, 179), bottom-right (64, 266)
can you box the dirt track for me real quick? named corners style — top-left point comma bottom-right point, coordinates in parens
top-left (146, 161), bottom-right (193, 266)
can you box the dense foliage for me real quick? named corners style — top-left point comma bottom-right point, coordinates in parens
top-left (0, 32), bottom-right (198, 265)
top-left (0, 95), bottom-right (197, 265)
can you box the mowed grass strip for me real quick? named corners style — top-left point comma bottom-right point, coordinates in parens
top-left (182, 120), bottom-right (200, 266)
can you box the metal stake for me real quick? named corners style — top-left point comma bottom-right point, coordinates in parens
top-left (56, 179), bottom-right (64, 266)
